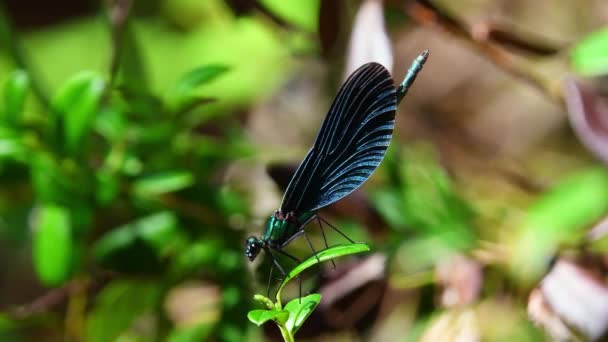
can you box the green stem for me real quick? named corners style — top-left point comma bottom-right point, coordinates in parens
top-left (278, 324), bottom-right (295, 342)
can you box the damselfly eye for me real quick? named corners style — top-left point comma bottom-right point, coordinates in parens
top-left (245, 236), bottom-right (261, 261)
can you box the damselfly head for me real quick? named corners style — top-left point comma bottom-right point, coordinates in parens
top-left (245, 236), bottom-right (262, 261)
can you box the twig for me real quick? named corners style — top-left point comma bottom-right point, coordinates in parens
top-left (404, 0), bottom-right (565, 103)
top-left (105, 0), bottom-right (134, 87)
top-left (5, 274), bottom-right (111, 320)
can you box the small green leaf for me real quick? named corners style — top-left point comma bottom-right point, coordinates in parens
top-left (571, 27), bottom-right (608, 76)
top-left (253, 294), bottom-right (275, 310)
top-left (284, 293), bottom-right (321, 334)
top-left (51, 71), bottom-right (105, 153)
top-left (276, 243), bottom-right (370, 305)
top-left (247, 309), bottom-right (289, 326)
top-left (370, 189), bottom-right (408, 230)
top-left (166, 65), bottom-right (228, 112)
top-left (0, 126), bottom-right (25, 160)
top-left (93, 211), bottom-right (179, 260)
top-left (33, 204), bottom-right (72, 286)
top-left (132, 171), bottom-right (195, 196)
top-left (2, 69), bottom-right (29, 125)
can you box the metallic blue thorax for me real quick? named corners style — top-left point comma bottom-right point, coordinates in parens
top-left (262, 211), bottom-right (313, 248)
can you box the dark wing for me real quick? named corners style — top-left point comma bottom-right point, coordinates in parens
top-left (279, 63), bottom-right (396, 214)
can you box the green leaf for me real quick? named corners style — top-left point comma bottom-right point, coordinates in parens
top-left (511, 167), bottom-right (608, 283)
top-left (170, 239), bottom-right (223, 276)
top-left (86, 280), bottom-right (161, 342)
top-left (132, 171), bottom-right (195, 196)
top-left (166, 65), bottom-right (228, 112)
top-left (0, 313), bottom-right (15, 332)
top-left (571, 27), bottom-right (608, 76)
top-left (284, 293), bottom-right (321, 334)
top-left (276, 243), bottom-right (370, 305)
top-left (95, 169), bottom-right (119, 205)
top-left (259, 0), bottom-right (320, 32)
top-left (247, 309), bottom-right (289, 326)
top-left (0, 126), bottom-right (26, 160)
top-left (51, 71), bottom-right (105, 153)
top-left (93, 211), bottom-right (179, 261)
top-left (370, 189), bottom-right (408, 230)
top-left (167, 324), bottom-right (214, 342)
top-left (2, 69), bottom-right (29, 125)
top-left (33, 204), bottom-right (72, 286)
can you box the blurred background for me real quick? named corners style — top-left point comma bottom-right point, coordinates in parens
top-left (1, 0), bottom-right (608, 341)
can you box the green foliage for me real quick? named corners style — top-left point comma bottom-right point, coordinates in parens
top-left (0, 13), bottom-right (255, 335)
top-left (510, 167), bottom-right (608, 283)
top-left (33, 204), bottom-right (72, 286)
top-left (248, 243), bottom-right (369, 341)
top-left (248, 309), bottom-right (290, 327)
top-left (571, 27), bottom-right (608, 76)
top-left (132, 171), bottom-right (195, 196)
top-left (165, 65), bottom-right (228, 112)
top-left (2, 69), bottom-right (29, 125)
top-left (51, 71), bottom-right (105, 154)
top-left (93, 211), bottom-right (181, 265)
top-left (371, 144), bottom-right (475, 271)
top-left (86, 280), bottom-right (161, 342)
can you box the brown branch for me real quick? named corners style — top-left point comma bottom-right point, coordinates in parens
top-left (105, 0), bottom-right (134, 87)
top-left (404, 0), bottom-right (566, 104)
top-left (5, 274), bottom-right (111, 320)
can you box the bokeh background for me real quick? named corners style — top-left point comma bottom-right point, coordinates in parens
top-left (2, 0), bottom-right (608, 341)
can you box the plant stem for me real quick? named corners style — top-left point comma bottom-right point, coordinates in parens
top-left (278, 324), bottom-right (295, 342)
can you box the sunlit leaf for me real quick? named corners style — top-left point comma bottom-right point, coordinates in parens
top-left (276, 243), bottom-right (370, 305)
top-left (132, 171), bottom-right (195, 196)
top-left (0, 126), bottom-right (26, 160)
top-left (51, 71), bottom-right (105, 153)
top-left (166, 65), bottom-right (228, 112)
top-left (2, 69), bottom-right (29, 125)
top-left (247, 309), bottom-right (289, 327)
top-left (33, 204), bottom-right (72, 286)
top-left (571, 27), bottom-right (608, 76)
top-left (284, 294), bottom-right (321, 334)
